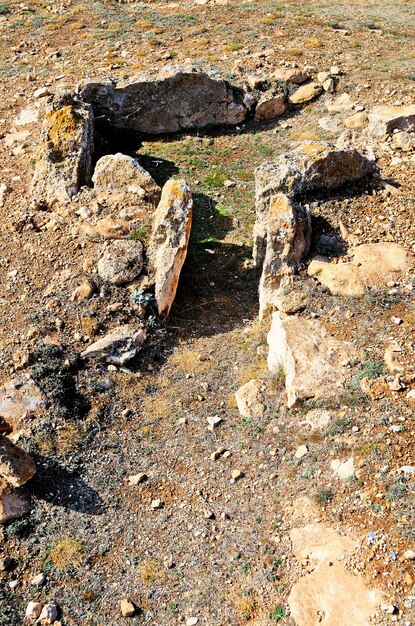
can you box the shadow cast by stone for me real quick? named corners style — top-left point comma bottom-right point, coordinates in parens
top-left (28, 455), bottom-right (103, 515)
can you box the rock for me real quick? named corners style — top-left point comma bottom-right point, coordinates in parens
top-left (0, 485), bottom-right (31, 524)
top-left (331, 457), bottom-right (355, 480)
top-left (231, 469), bottom-right (244, 481)
top-left (295, 445), bottom-right (308, 459)
top-left (253, 142), bottom-right (374, 267)
top-left (384, 345), bottom-right (404, 373)
top-left (317, 72), bottom-right (335, 93)
top-left (258, 194), bottom-right (311, 316)
top-left (318, 117), bottom-right (340, 133)
top-left (325, 93), bottom-right (355, 112)
top-left (120, 599), bottom-right (135, 617)
top-left (254, 92), bottom-right (286, 122)
top-left (392, 130), bottom-right (415, 151)
top-left (291, 523), bottom-right (356, 563)
top-left (344, 111), bottom-right (368, 129)
top-left (96, 218), bottom-right (130, 240)
top-left (33, 87), bottom-right (51, 99)
top-left (207, 415), bottom-right (222, 429)
top-left (127, 473), bottom-right (147, 486)
top-left (0, 183), bottom-right (9, 208)
top-left (38, 603), bottom-right (58, 624)
top-left (0, 435), bottom-right (36, 488)
top-left (289, 82), bottom-right (323, 104)
top-left (289, 523), bottom-right (381, 626)
top-left (0, 374), bottom-right (46, 431)
top-left (31, 572), bottom-right (46, 586)
top-left (304, 408), bottom-right (333, 430)
top-left (0, 556), bottom-right (11, 571)
top-left (92, 153), bottom-right (161, 206)
top-left (70, 280), bottom-right (94, 302)
top-left (289, 556), bottom-right (380, 626)
top-left (97, 240), bottom-right (144, 285)
top-left (308, 243), bottom-right (413, 296)
top-left (235, 379), bottom-right (266, 418)
top-left (151, 499), bottom-right (163, 509)
top-left (273, 68), bottom-right (309, 84)
top-left (368, 104), bottom-right (415, 137)
top-left (186, 618), bottom-right (199, 626)
top-left (25, 601), bottom-right (43, 620)
top-left (80, 70), bottom-right (249, 134)
top-left (31, 93), bottom-right (94, 206)
top-left (80, 325), bottom-right (147, 364)
top-left (148, 179), bottom-right (193, 316)
top-left (404, 550), bottom-right (415, 560)
top-left (267, 312), bottom-right (352, 407)
top-left (14, 107), bottom-right (39, 126)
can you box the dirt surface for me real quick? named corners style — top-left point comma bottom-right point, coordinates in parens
top-left (1, 0), bottom-right (415, 625)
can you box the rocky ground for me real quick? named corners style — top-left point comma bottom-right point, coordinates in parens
top-left (0, 0), bottom-right (415, 625)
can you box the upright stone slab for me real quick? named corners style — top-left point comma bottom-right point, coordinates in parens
top-left (253, 142), bottom-right (375, 267)
top-left (80, 70), bottom-right (249, 134)
top-left (148, 179), bottom-right (193, 317)
top-left (258, 194), bottom-right (311, 317)
top-left (31, 92), bottom-right (94, 206)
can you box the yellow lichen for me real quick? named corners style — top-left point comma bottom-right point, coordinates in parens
top-left (46, 105), bottom-right (79, 154)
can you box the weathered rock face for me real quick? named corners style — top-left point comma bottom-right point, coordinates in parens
top-left (0, 375), bottom-right (47, 432)
top-left (267, 312), bottom-right (352, 407)
top-left (80, 70), bottom-right (249, 134)
top-left (31, 92), bottom-right (94, 206)
top-left (288, 82), bottom-right (323, 104)
top-left (308, 243), bottom-right (414, 297)
top-left (0, 481), bottom-right (31, 524)
top-left (148, 179), bottom-right (193, 316)
top-left (92, 153), bottom-right (161, 206)
top-left (254, 91), bottom-right (286, 122)
top-left (253, 142), bottom-right (375, 267)
top-left (368, 104), bottom-right (415, 137)
top-left (258, 194), bottom-right (311, 317)
top-left (97, 240), bottom-right (144, 285)
top-left (0, 435), bottom-right (36, 488)
top-left (81, 325), bottom-right (147, 364)
top-left (235, 379), bottom-right (266, 418)
top-left (289, 523), bottom-right (381, 626)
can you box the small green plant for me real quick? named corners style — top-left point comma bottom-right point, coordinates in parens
top-left (270, 607), bottom-right (286, 621)
top-left (130, 226), bottom-right (148, 242)
top-left (387, 478), bottom-right (407, 502)
top-left (313, 488), bottom-right (334, 506)
top-left (130, 288), bottom-right (152, 307)
top-left (241, 562), bottom-right (250, 573)
top-left (0, 4), bottom-right (10, 15)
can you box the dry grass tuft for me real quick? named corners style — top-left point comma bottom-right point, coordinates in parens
top-left (49, 538), bottom-right (85, 570)
top-left (170, 349), bottom-right (216, 376)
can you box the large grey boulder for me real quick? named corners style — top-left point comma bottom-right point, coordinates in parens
top-left (148, 178), bottom-right (193, 317)
top-left (31, 92), bottom-right (94, 206)
top-left (80, 70), bottom-right (249, 134)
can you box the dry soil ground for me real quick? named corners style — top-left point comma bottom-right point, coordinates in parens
top-left (1, 0), bottom-right (415, 625)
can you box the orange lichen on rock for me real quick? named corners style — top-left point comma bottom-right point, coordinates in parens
top-left (46, 105), bottom-right (79, 154)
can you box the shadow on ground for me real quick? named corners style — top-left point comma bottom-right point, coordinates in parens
top-left (28, 455), bottom-right (103, 515)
